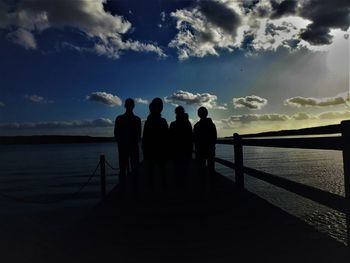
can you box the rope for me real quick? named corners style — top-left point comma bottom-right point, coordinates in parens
top-left (105, 160), bottom-right (120, 171)
top-left (0, 160), bottom-right (101, 204)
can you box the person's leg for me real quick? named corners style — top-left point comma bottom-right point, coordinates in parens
top-left (196, 153), bottom-right (206, 190)
top-left (118, 145), bottom-right (128, 192)
top-left (130, 145), bottom-right (140, 195)
top-left (208, 153), bottom-right (216, 189)
top-left (159, 160), bottom-right (167, 190)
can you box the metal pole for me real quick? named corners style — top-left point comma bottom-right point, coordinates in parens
top-left (234, 133), bottom-right (244, 190)
top-left (100, 154), bottom-right (106, 198)
top-left (341, 120), bottom-right (350, 246)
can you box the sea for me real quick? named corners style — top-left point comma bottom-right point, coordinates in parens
top-left (0, 142), bottom-right (347, 244)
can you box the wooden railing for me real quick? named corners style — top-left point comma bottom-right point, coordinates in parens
top-left (215, 120), bottom-right (350, 245)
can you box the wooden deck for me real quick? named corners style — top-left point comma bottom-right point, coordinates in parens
top-left (52, 161), bottom-right (350, 263)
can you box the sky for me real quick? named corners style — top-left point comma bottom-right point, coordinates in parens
top-left (0, 0), bottom-right (349, 137)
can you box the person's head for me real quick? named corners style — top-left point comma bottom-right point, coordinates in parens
top-left (124, 98), bottom-right (135, 112)
top-left (149, 97), bottom-right (163, 115)
top-left (175, 105), bottom-right (185, 116)
top-left (197, 106), bottom-right (208, 119)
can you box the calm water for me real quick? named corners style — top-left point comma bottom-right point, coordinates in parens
top-left (0, 143), bottom-right (347, 244)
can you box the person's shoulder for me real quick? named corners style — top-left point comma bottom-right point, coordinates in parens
top-left (115, 114), bottom-right (124, 122)
top-left (133, 115), bottom-right (141, 122)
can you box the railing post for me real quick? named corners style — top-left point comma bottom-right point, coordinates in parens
top-left (100, 154), bottom-right (106, 198)
top-left (234, 133), bottom-right (244, 190)
top-left (341, 120), bottom-right (350, 245)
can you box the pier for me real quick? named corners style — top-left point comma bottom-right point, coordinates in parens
top-left (55, 121), bottom-right (350, 262)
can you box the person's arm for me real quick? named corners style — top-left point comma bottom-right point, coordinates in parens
top-left (136, 117), bottom-right (142, 142)
top-left (114, 117), bottom-right (119, 142)
top-left (212, 123), bottom-right (217, 146)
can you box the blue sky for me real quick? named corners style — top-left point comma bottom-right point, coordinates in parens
top-left (0, 0), bottom-right (349, 136)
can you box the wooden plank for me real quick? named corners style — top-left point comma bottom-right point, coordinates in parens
top-left (243, 166), bottom-right (349, 214)
top-left (214, 157), bottom-right (235, 169)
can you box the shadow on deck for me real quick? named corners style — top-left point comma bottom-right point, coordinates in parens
top-left (61, 160), bottom-right (350, 262)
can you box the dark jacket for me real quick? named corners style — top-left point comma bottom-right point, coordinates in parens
top-left (193, 117), bottom-right (217, 158)
top-left (142, 113), bottom-right (169, 161)
top-left (169, 113), bottom-right (193, 159)
top-left (114, 112), bottom-right (141, 147)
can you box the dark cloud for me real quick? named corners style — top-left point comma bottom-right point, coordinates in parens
top-left (265, 23), bottom-right (290, 36)
top-left (0, 0), bottom-right (165, 58)
top-left (282, 38), bottom-right (301, 49)
top-left (241, 0), bottom-right (349, 46)
top-left (299, 0), bottom-right (350, 45)
top-left (270, 0), bottom-right (298, 19)
top-left (300, 25), bottom-right (333, 45)
top-left (199, 0), bottom-right (241, 34)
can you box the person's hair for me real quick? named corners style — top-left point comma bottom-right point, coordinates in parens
top-left (175, 105), bottom-right (185, 115)
top-left (124, 98), bottom-right (135, 110)
top-left (197, 106), bottom-right (208, 118)
top-left (149, 97), bottom-right (163, 114)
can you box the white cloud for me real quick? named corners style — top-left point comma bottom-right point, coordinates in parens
top-left (0, 118), bottom-right (113, 130)
top-left (86, 92), bottom-right (122, 107)
top-left (0, 0), bottom-right (165, 59)
top-left (221, 110), bottom-right (350, 127)
top-left (164, 90), bottom-right (227, 110)
top-left (169, 0), bottom-right (350, 59)
top-left (284, 92), bottom-right (349, 107)
top-left (233, 95), bottom-right (268, 110)
top-left (135, 98), bottom-right (149, 104)
top-left (160, 11), bottom-right (166, 22)
top-left (169, 1), bottom-right (243, 60)
top-left (0, 102), bottom-right (5, 107)
top-left (24, 94), bottom-right (53, 104)
top-left (7, 28), bottom-right (37, 49)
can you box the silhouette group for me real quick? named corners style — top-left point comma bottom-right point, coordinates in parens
top-left (114, 97), bottom-right (217, 192)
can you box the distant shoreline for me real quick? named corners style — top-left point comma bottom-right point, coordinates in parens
top-left (0, 135), bottom-right (115, 145)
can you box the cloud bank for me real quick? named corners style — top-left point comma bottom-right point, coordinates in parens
top-left (0, 0), bottom-right (165, 59)
top-left (221, 110), bottom-right (350, 127)
top-left (233, 95), bottom-right (268, 110)
top-left (284, 92), bottom-right (349, 107)
top-left (0, 118), bottom-right (113, 130)
top-left (169, 0), bottom-right (350, 59)
top-left (164, 90), bottom-right (227, 109)
top-left (86, 92), bottom-right (122, 107)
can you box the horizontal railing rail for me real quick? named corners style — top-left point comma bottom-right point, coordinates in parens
top-left (224, 123), bottom-right (342, 138)
top-left (215, 120), bottom-right (350, 245)
top-left (218, 136), bottom-right (343, 150)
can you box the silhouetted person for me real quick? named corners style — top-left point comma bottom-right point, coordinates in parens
top-left (193, 106), bottom-right (217, 187)
top-left (114, 98), bottom-right (141, 193)
top-left (169, 106), bottom-right (192, 188)
top-left (142, 98), bottom-right (169, 190)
